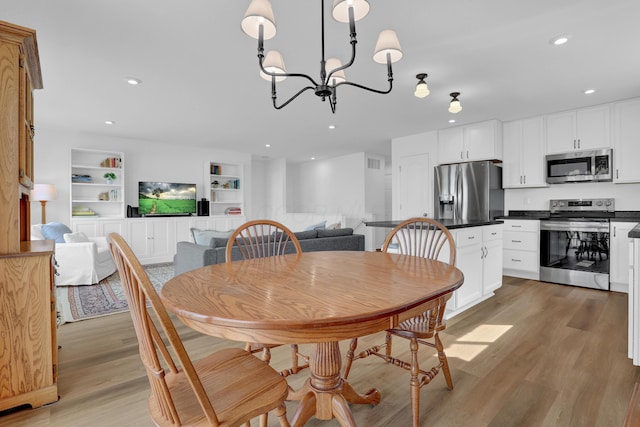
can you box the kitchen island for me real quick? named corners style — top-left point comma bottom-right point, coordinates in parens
top-left (366, 219), bottom-right (503, 318)
top-left (629, 224), bottom-right (640, 365)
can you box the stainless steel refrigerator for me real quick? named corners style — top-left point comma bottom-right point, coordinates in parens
top-left (434, 161), bottom-right (504, 222)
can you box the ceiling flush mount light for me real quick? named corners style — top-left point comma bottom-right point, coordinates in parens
top-left (126, 77), bottom-right (142, 85)
top-left (448, 92), bottom-right (462, 114)
top-left (550, 35), bottom-right (570, 46)
top-left (414, 73), bottom-right (430, 98)
top-left (241, 0), bottom-right (403, 113)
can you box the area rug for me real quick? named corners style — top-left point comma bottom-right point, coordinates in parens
top-left (56, 263), bottom-right (174, 323)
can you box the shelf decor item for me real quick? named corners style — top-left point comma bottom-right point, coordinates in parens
top-left (103, 172), bottom-right (116, 184)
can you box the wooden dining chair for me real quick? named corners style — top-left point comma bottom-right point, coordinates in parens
top-left (107, 233), bottom-right (290, 427)
top-left (342, 217), bottom-right (457, 427)
top-left (226, 220), bottom-right (308, 378)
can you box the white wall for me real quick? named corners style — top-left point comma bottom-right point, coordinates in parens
top-left (32, 126), bottom-right (252, 224)
top-left (251, 156), bottom-right (287, 219)
top-left (505, 182), bottom-right (640, 212)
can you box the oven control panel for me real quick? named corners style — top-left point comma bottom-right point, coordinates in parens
top-left (549, 198), bottom-right (615, 213)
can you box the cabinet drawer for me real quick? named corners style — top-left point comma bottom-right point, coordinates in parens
top-left (503, 220), bottom-right (539, 232)
top-left (503, 230), bottom-right (538, 250)
top-left (503, 249), bottom-right (538, 272)
top-left (456, 228), bottom-right (483, 247)
top-left (483, 225), bottom-right (503, 241)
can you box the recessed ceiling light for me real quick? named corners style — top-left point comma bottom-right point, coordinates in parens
top-left (584, 89), bottom-right (596, 95)
top-left (328, 125), bottom-right (335, 129)
top-left (105, 120), bottom-right (115, 125)
top-left (550, 35), bottom-right (570, 46)
top-left (448, 119), bottom-right (456, 124)
top-left (265, 144), bottom-right (271, 147)
top-left (311, 157), bottom-right (316, 160)
top-left (126, 77), bottom-right (142, 85)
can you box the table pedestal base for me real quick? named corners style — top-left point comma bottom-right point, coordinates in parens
top-left (289, 341), bottom-right (381, 427)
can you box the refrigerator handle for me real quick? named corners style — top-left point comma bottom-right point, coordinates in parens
top-left (455, 168), bottom-right (461, 220)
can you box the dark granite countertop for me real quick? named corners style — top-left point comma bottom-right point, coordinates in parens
top-left (365, 219), bottom-right (503, 230)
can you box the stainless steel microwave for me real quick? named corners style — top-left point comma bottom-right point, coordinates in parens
top-left (546, 148), bottom-right (613, 184)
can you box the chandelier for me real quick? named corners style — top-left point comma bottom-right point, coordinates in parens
top-left (241, 0), bottom-right (403, 113)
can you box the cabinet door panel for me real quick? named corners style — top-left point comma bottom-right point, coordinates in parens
top-left (577, 105), bottom-right (610, 150)
top-left (610, 221), bottom-right (637, 288)
top-left (614, 98), bottom-right (640, 183)
top-left (546, 111), bottom-right (576, 154)
top-left (455, 243), bottom-right (483, 308)
top-left (438, 127), bottom-right (464, 164)
top-left (502, 121), bottom-right (522, 187)
top-left (520, 117), bottom-right (545, 186)
top-left (465, 121), bottom-right (500, 161)
top-left (483, 238), bottom-right (503, 293)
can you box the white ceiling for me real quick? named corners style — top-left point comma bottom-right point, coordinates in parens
top-left (4, 0), bottom-right (640, 163)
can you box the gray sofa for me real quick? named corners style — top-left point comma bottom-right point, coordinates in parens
top-left (174, 227), bottom-right (365, 275)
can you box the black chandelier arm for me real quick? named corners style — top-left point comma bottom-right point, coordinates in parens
top-left (335, 79), bottom-right (393, 95)
top-left (271, 81), bottom-right (316, 110)
top-left (326, 38), bottom-right (357, 85)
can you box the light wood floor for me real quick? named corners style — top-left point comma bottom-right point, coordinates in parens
top-left (1, 276), bottom-right (638, 427)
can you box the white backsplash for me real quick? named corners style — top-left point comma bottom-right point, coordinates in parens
top-left (505, 182), bottom-right (640, 212)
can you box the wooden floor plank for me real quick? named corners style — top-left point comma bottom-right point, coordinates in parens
top-left (1, 276), bottom-right (638, 427)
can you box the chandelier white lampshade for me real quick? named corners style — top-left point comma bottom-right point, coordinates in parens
top-left (332, 0), bottom-right (370, 23)
top-left (448, 92), bottom-right (462, 113)
top-left (414, 73), bottom-right (430, 98)
top-left (325, 58), bottom-right (347, 83)
top-left (241, 0), bottom-right (277, 40)
top-left (373, 30), bottom-right (403, 64)
top-left (260, 50), bottom-right (287, 81)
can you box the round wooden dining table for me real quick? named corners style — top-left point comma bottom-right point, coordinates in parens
top-left (161, 250), bottom-right (464, 426)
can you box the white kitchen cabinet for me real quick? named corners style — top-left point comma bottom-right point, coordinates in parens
top-left (613, 98), bottom-right (640, 183)
top-left (127, 218), bottom-right (172, 264)
top-left (502, 219), bottom-right (540, 280)
top-left (610, 221), bottom-right (638, 292)
top-left (438, 120), bottom-right (502, 164)
top-left (546, 105), bottom-right (611, 154)
top-left (503, 117), bottom-right (547, 188)
top-left (447, 224), bottom-right (503, 318)
top-left (482, 225), bottom-right (503, 294)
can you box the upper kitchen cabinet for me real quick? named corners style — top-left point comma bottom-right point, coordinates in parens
top-left (503, 117), bottom-right (546, 188)
top-left (438, 119), bottom-right (503, 164)
top-left (613, 97), bottom-right (640, 183)
top-left (546, 105), bottom-right (611, 154)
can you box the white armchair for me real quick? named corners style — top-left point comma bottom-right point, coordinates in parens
top-left (31, 224), bottom-right (116, 286)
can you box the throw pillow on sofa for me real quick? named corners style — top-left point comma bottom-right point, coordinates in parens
top-left (63, 231), bottom-right (91, 243)
top-left (41, 222), bottom-right (73, 243)
top-left (304, 220), bottom-right (327, 231)
top-left (191, 228), bottom-right (234, 246)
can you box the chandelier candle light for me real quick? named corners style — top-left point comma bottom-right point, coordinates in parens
top-left (241, 0), bottom-right (403, 113)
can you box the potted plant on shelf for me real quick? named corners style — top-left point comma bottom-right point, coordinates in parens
top-left (104, 172), bottom-right (116, 184)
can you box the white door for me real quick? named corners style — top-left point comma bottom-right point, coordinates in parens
top-left (398, 154), bottom-right (431, 220)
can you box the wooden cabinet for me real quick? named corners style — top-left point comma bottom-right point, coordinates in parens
top-left (0, 22), bottom-right (56, 411)
top-left (70, 148), bottom-right (125, 222)
top-left (546, 105), bottom-right (611, 154)
top-left (448, 224), bottom-right (503, 317)
top-left (438, 120), bottom-right (502, 164)
top-left (613, 98), bottom-right (640, 183)
top-left (502, 219), bottom-right (540, 280)
top-left (610, 221), bottom-right (637, 292)
top-left (503, 117), bottom-right (547, 188)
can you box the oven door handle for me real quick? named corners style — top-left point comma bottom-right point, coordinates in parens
top-left (540, 221), bottom-right (609, 233)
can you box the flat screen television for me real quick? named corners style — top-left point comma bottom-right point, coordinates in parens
top-left (138, 182), bottom-right (197, 216)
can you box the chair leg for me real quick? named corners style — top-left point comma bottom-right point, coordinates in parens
top-left (274, 403), bottom-right (291, 427)
top-left (342, 338), bottom-right (358, 380)
top-left (291, 344), bottom-right (299, 374)
top-left (409, 338), bottom-right (420, 427)
top-left (435, 334), bottom-right (454, 389)
top-left (385, 331), bottom-right (393, 359)
top-left (259, 413), bottom-right (268, 427)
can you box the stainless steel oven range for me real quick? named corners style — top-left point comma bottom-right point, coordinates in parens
top-left (539, 198), bottom-right (614, 290)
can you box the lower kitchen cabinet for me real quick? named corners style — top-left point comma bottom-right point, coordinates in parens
top-left (447, 224), bottom-right (503, 318)
top-left (502, 219), bottom-right (540, 280)
top-left (610, 221), bottom-right (638, 292)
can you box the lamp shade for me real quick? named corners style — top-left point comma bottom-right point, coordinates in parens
top-left (241, 0), bottom-right (277, 40)
top-left (325, 58), bottom-right (347, 84)
top-left (449, 92), bottom-right (462, 113)
top-left (414, 74), bottom-right (430, 98)
top-left (332, 0), bottom-right (370, 23)
top-left (260, 50), bottom-right (287, 81)
top-left (373, 30), bottom-right (403, 64)
top-left (30, 184), bottom-right (57, 201)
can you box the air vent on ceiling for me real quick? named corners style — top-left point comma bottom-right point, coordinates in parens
top-left (367, 158), bottom-right (381, 170)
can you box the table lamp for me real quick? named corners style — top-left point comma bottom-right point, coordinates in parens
top-left (31, 184), bottom-right (57, 224)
